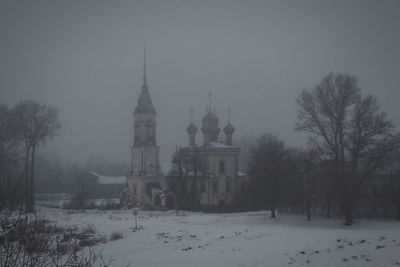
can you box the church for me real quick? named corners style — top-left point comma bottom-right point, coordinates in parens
top-left (126, 53), bottom-right (247, 209)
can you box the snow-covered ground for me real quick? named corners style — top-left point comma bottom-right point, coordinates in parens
top-left (37, 207), bottom-right (400, 267)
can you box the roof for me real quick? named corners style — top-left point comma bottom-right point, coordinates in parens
top-left (207, 142), bottom-right (240, 148)
top-left (134, 86), bottom-right (156, 114)
top-left (223, 123), bottom-right (235, 134)
top-left (89, 171), bottom-right (127, 185)
top-left (186, 123), bottom-right (198, 135)
top-left (97, 176), bottom-right (126, 185)
top-left (208, 141), bottom-right (230, 148)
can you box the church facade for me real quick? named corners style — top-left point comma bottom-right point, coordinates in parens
top-left (176, 105), bottom-right (247, 208)
top-left (126, 54), bottom-right (247, 209)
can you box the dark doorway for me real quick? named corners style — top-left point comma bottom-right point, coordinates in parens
top-left (165, 194), bottom-right (175, 209)
top-left (154, 194), bottom-right (161, 206)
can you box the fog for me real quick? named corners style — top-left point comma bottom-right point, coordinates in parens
top-left (1, 0), bottom-right (400, 166)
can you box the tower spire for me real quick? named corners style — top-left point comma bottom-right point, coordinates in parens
top-left (134, 46), bottom-right (156, 115)
top-left (208, 91), bottom-right (212, 113)
top-left (143, 45), bottom-right (147, 87)
top-left (190, 107), bottom-right (194, 124)
top-left (227, 107), bottom-right (231, 123)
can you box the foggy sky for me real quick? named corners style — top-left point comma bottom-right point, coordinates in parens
top-left (1, 0), bottom-right (400, 166)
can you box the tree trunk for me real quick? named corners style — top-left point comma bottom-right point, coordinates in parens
top-left (175, 194), bottom-right (179, 217)
top-left (306, 195), bottom-right (311, 221)
top-left (27, 145), bottom-right (36, 213)
top-left (326, 194), bottom-right (331, 218)
top-left (24, 147), bottom-right (30, 212)
top-left (270, 200), bottom-right (277, 218)
top-left (343, 204), bottom-right (353, 226)
top-left (305, 180), bottom-right (311, 221)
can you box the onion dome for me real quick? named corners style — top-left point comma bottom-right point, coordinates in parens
top-left (201, 111), bottom-right (218, 132)
top-left (223, 123), bottom-right (235, 135)
top-left (201, 110), bottom-right (220, 142)
top-left (186, 123), bottom-right (198, 135)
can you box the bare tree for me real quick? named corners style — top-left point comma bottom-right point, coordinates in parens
top-left (296, 73), bottom-right (396, 225)
top-left (299, 150), bottom-right (313, 221)
top-left (0, 102), bottom-right (115, 267)
top-left (248, 133), bottom-right (286, 218)
top-left (0, 105), bottom-right (25, 209)
top-left (237, 135), bottom-right (257, 174)
top-left (385, 146), bottom-right (400, 221)
top-left (168, 146), bottom-right (205, 214)
top-left (272, 147), bottom-right (304, 216)
top-left (11, 100), bottom-right (61, 213)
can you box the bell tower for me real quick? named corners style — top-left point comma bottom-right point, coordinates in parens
top-left (131, 48), bottom-right (160, 176)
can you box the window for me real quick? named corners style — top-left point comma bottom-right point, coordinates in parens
top-left (141, 151), bottom-right (145, 171)
top-left (213, 181), bottom-right (218, 193)
top-left (140, 151), bottom-right (146, 175)
top-left (226, 181), bottom-right (231, 193)
top-left (136, 125), bottom-right (142, 143)
top-left (200, 181), bottom-right (205, 193)
top-left (219, 160), bottom-right (225, 174)
top-left (147, 126), bottom-right (154, 141)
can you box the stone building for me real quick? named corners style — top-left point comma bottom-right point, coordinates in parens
top-left (126, 52), bottom-right (171, 208)
top-left (127, 54), bottom-right (247, 209)
top-left (176, 105), bottom-right (247, 208)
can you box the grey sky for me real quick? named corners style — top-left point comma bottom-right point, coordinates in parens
top-left (1, 0), bottom-right (399, 166)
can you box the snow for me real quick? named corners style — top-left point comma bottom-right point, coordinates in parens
top-left (36, 207), bottom-right (400, 267)
top-left (208, 142), bottom-right (237, 148)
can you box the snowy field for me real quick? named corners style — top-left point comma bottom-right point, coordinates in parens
top-left (38, 207), bottom-right (400, 267)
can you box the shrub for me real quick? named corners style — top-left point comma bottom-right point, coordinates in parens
top-left (110, 231), bottom-right (124, 241)
top-left (81, 224), bottom-right (96, 235)
top-left (78, 234), bottom-right (107, 247)
top-left (0, 210), bottom-right (113, 266)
